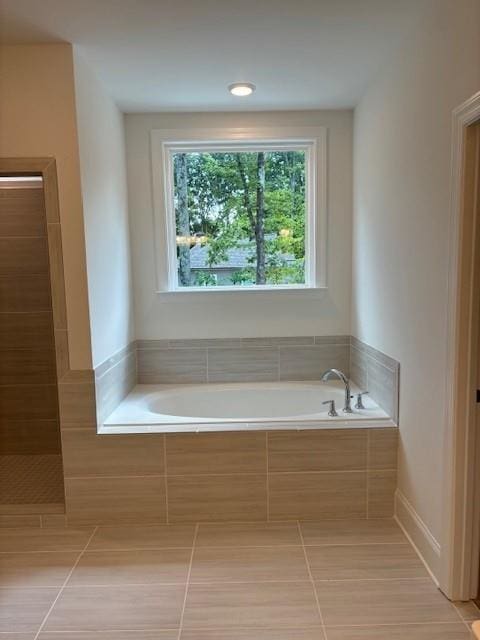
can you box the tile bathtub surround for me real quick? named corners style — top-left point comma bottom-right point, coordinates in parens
top-left (208, 347), bottom-right (279, 383)
top-left (58, 343), bottom-right (137, 430)
top-left (64, 475), bottom-right (167, 525)
top-left (267, 429), bottom-right (397, 520)
top-left (166, 431), bottom-right (266, 475)
top-left (279, 344), bottom-right (349, 381)
top-left (58, 337), bottom-right (399, 525)
top-left (94, 343), bottom-right (137, 424)
top-left (58, 370), bottom-right (97, 428)
top-left (61, 429), bottom-right (165, 477)
top-left (268, 471), bottom-right (367, 520)
top-left (0, 519), bottom-right (472, 637)
top-left (136, 335), bottom-right (350, 385)
top-left (132, 335), bottom-right (398, 422)
top-left (167, 473), bottom-right (268, 523)
top-left (267, 428), bottom-right (367, 472)
top-left (62, 427), bottom-right (397, 524)
top-left (82, 336), bottom-right (397, 429)
top-left (350, 336), bottom-right (400, 423)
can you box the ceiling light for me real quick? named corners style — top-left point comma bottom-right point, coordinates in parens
top-left (229, 82), bottom-right (256, 97)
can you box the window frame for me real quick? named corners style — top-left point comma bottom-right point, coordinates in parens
top-left (150, 126), bottom-right (327, 295)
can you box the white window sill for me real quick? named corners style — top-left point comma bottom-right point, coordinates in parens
top-left (156, 285), bottom-right (327, 301)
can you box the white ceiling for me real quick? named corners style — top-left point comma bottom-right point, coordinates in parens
top-left (0, 0), bottom-right (430, 112)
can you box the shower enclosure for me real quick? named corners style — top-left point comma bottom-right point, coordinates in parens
top-left (0, 170), bottom-right (64, 515)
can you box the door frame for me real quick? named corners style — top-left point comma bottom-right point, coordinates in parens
top-left (0, 157), bottom-right (60, 224)
top-left (441, 92), bottom-right (480, 601)
top-left (0, 157), bottom-right (71, 378)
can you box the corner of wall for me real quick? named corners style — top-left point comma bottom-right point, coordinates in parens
top-left (395, 488), bottom-right (441, 584)
top-left (72, 49), bottom-right (135, 368)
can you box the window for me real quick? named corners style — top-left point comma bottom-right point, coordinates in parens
top-left (151, 128), bottom-right (326, 293)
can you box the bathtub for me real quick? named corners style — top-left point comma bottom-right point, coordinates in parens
top-left (100, 380), bottom-right (393, 434)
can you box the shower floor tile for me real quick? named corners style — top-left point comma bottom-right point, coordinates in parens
top-left (0, 518), bottom-right (473, 637)
top-left (0, 454), bottom-right (64, 505)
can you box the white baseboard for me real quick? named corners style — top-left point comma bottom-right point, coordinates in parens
top-left (395, 489), bottom-right (441, 584)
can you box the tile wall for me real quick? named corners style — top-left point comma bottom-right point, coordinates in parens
top-left (350, 336), bottom-right (400, 423)
top-left (0, 185), bottom-right (60, 456)
top-left (92, 335), bottom-right (399, 428)
top-left (0, 180), bottom-right (65, 509)
top-left (94, 344), bottom-right (137, 424)
top-left (57, 412), bottom-right (398, 524)
top-left (136, 335), bottom-right (350, 384)
top-left (50, 316), bottom-right (399, 526)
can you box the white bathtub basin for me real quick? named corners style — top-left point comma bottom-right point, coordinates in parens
top-left (101, 381), bottom-right (392, 434)
top-left (148, 383), bottom-right (349, 420)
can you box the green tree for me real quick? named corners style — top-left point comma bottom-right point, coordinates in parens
top-left (174, 150), bottom-right (306, 286)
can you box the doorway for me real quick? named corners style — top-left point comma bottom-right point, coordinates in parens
top-left (442, 93), bottom-right (480, 602)
top-left (0, 160), bottom-right (66, 516)
top-left (469, 122), bottom-right (480, 603)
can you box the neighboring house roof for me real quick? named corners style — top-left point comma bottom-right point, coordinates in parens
top-left (189, 239), bottom-right (296, 270)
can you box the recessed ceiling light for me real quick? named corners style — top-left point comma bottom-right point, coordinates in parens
top-left (228, 82), bottom-right (256, 97)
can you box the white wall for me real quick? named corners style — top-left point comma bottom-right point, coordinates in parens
top-left (73, 50), bottom-right (135, 367)
top-left (352, 0), bottom-right (480, 549)
top-left (125, 110), bottom-right (353, 339)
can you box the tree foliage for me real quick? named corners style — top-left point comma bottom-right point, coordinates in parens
top-left (173, 150), bottom-right (306, 286)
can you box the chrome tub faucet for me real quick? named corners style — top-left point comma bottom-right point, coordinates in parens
top-left (321, 368), bottom-right (353, 413)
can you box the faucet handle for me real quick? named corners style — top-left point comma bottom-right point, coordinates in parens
top-left (322, 399), bottom-right (338, 417)
top-left (355, 391), bottom-right (369, 410)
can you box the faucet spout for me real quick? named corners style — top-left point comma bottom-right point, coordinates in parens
top-left (320, 368), bottom-right (353, 413)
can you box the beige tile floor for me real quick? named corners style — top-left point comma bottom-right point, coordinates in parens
top-left (0, 518), bottom-right (476, 639)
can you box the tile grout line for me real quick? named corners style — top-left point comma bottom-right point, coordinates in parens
top-left (0, 577), bottom-right (434, 589)
top-left (63, 469), bottom-right (397, 480)
top-left (15, 621), bottom-right (471, 634)
top-left (32, 525), bottom-right (98, 640)
top-left (321, 620), bottom-right (471, 628)
top-left (450, 597), bottom-right (475, 632)
top-left (17, 515), bottom-right (398, 529)
top-left (464, 619), bottom-right (474, 633)
top-left (0, 541), bottom-right (416, 555)
top-left (177, 523), bottom-right (199, 640)
top-left (164, 434), bottom-right (170, 524)
top-left (297, 520), bottom-right (327, 638)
